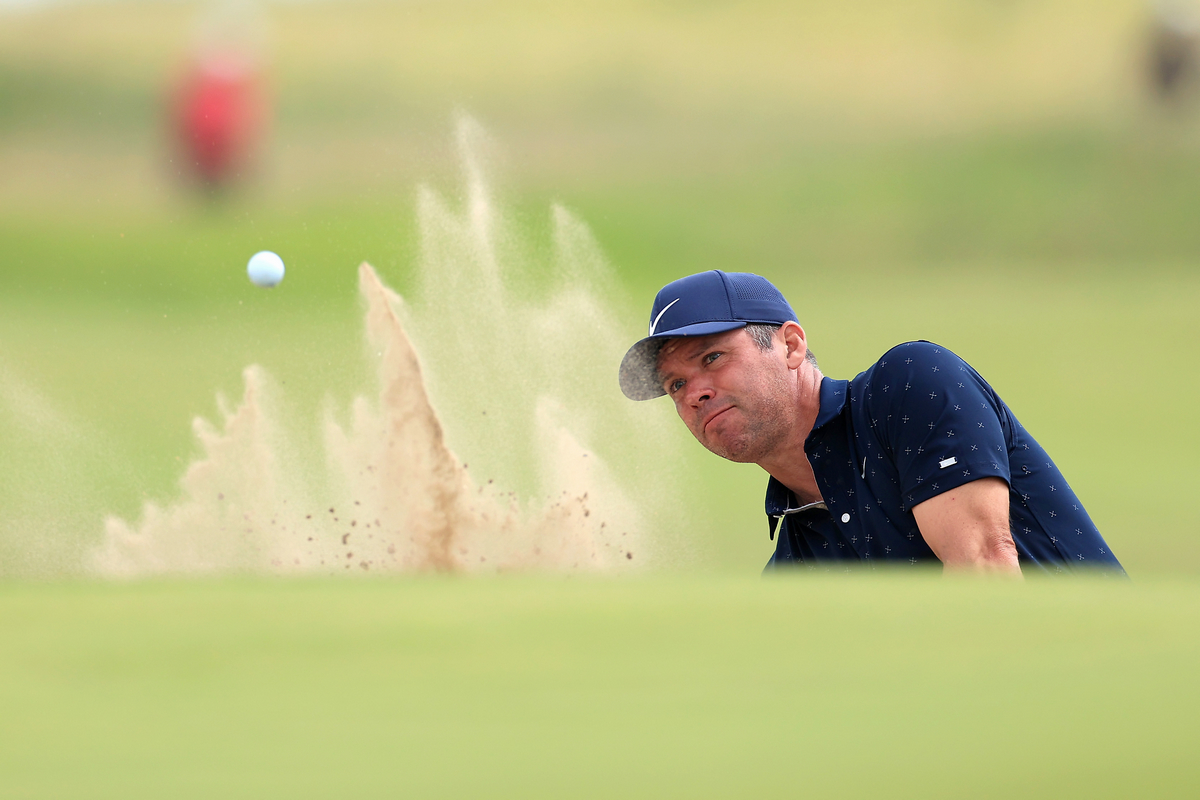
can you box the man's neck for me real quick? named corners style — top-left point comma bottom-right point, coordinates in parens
top-left (757, 366), bottom-right (825, 505)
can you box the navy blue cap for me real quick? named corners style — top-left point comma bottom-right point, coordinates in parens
top-left (619, 270), bottom-right (799, 401)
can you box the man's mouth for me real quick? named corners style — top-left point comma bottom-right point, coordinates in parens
top-left (702, 405), bottom-right (735, 434)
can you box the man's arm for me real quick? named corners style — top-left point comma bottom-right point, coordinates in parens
top-left (911, 477), bottom-right (1021, 576)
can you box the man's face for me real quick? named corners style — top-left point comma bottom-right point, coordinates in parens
top-left (656, 328), bottom-right (797, 463)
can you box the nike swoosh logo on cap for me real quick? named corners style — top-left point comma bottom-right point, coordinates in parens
top-left (649, 298), bottom-right (681, 336)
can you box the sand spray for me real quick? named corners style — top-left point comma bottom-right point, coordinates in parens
top-left (92, 116), bottom-right (688, 576)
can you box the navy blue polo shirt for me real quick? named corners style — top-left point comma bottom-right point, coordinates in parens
top-left (765, 341), bottom-right (1124, 574)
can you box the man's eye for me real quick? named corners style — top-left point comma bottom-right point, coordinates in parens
top-left (670, 379), bottom-right (686, 394)
top-left (704, 352), bottom-right (721, 365)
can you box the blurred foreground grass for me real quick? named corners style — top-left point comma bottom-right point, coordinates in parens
top-left (1, 573), bottom-right (1196, 798)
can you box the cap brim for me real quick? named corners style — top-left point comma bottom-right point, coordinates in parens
top-left (618, 321), bottom-right (747, 401)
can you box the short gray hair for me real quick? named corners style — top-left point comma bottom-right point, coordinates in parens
top-left (744, 323), bottom-right (818, 368)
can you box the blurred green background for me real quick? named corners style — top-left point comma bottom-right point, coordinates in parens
top-left (3, 2), bottom-right (1200, 796)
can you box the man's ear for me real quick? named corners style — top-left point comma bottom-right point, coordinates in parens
top-left (780, 321), bottom-right (808, 369)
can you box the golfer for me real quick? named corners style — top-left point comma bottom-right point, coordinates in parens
top-left (619, 270), bottom-right (1124, 575)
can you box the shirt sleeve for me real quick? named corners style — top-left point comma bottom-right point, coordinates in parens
top-left (865, 341), bottom-right (1011, 509)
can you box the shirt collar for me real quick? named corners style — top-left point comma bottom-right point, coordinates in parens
top-left (764, 476), bottom-right (791, 516)
top-left (763, 376), bottom-right (848, 517)
top-left (764, 477), bottom-right (829, 516)
top-left (812, 375), bottom-right (850, 434)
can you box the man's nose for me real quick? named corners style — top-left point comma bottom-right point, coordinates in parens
top-left (685, 382), bottom-right (713, 407)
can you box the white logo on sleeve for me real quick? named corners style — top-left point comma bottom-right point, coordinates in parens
top-left (649, 298), bottom-right (681, 335)
top-left (939, 456), bottom-right (957, 469)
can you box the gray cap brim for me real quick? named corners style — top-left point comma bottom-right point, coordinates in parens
top-left (618, 320), bottom-right (747, 401)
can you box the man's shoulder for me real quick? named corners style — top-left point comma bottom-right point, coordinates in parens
top-left (856, 341), bottom-right (968, 383)
top-left (852, 341), bottom-right (988, 413)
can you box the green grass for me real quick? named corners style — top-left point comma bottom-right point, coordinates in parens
top-left (1, 574), bottom-right (1196, 798)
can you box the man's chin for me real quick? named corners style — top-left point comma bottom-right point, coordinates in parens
top-left (702, 435), bottom-right (759, 464)
top-left (702, 420), bottom-right (782, 463)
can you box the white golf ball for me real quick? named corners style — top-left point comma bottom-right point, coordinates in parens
top-left (247, 250), bottom-right (285, 287)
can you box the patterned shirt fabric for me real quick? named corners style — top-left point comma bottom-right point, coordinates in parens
top-left (765, 341), bottom-right (1124, 574)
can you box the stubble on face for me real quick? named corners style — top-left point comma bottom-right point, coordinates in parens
top-left (699, 361), bottom-right (794, 463)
